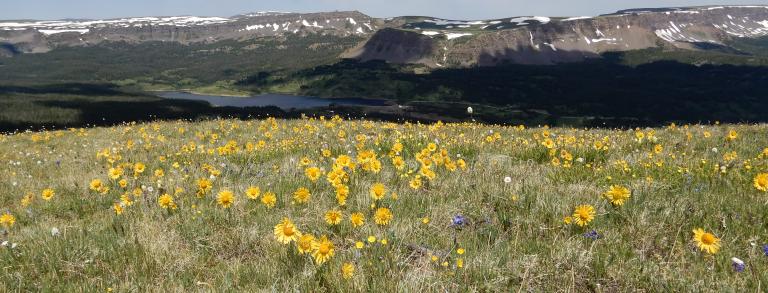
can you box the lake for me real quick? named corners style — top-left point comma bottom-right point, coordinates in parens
top-left (156, 91), bottom-right (388, 110)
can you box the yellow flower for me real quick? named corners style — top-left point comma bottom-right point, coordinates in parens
top-left (370, 183), bottom-right (386, 200)
top-left (355, 241), bottom-right (364, 249)
top-left (245, 186), bottom-right (260, 199)
top-left (341, 262), bottom-right (355, 279)
top-left (113, 203), bottom-right (124, 215)
top-left (89, 179), bottom-right (104, 191)
top-left (120, 194), bottom-right (133, 206)
top-left (409, 176), bottom-right (423, 190)
top-left (158, 193), bottom-right (176, 210)
top-left (297, 234), bottom-right (315, 254)
top-left (727, 129), bottom-right (738, 141)
top-left (335, 185), bottom-right (349, 205)
top-left (374, 207), bottom-right (393, 226)
top-left (108, 167), bottom-right (123, 180)
top-left (457, 258), bottom-right (464, 268)
top-left (754, 173), bottom-right (768, 192)
top-left (563, 216), bottom-right (573, 225)
top-left (422, 217), bottom-right (430, 224)
top-left (261, 192), bottom-right (277, 208)
top-left (603, 185), bottom-right (631, 206)
top-left (118, 179), bottom-right (128, 188)
top-left (457, 159), bottom-right (467, 170)
top-left (217, 190), bottom-right (235, 208)
top-left (350, 212), bottom-right (365, 227)
top-left (312, 236), bottom-right (335, 265)
top-left (324, 210), bottom-right (342, 225)
top-left (20, 193), bottom-right (34, 207)
top-left (133, 162), bottom-right (145, 174)
top-left (274, 218), bottom-right (300, 244)
top-left (367, 235), bottom-right (376, 243)
top-left (456, 248), bottom-right (465, 255)
top-left (692, 228), bottom-right (721, 255)
top-left (0, 212), bottom-right (16, 228)
top-left (305, 167), bottom-right (322, 182)
top-left (154, 169), bottom-right (164, 178)
top-left (196, 178), bottom-right (213, 196)
top-left (653, 144), bottom-right (663, 154)
top-left (41, 188), bottom-right (55, 201)
top-left (572, 205), bottom-right (595, 227)
top-left (293, 187), bottom-right (311, 204)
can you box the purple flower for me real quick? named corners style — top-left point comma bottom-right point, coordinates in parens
top-left (762, 244), bottom-right (768, 257)
top-left (583, 230), bottom-right (601, 240)
top-left (451, 215), bottom-right (466, 227)
top-left (732, 257), bottom-right (745, 272)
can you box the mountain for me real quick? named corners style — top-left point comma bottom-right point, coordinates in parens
top-left (0, 11), bottom-right (378, 54)
top-left (348, 5), bottom-right (768, 66)
top-left (3, 6), bottom-right (768, 67)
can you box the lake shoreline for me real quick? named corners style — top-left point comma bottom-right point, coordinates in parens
top-left (154, 91), bottom-right (391, 110)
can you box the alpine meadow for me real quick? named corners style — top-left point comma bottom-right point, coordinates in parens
top-left (2, 2), bottom-right (768, 292)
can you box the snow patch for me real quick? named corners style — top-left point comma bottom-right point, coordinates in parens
top-left (509, 16), bottom-right (551, 25)
top-left (39, 29), bottom-right (89, 35)
top-left (562, 16), bottom-right (591, 21)
top-left (445, 33), bottom-right (472, 40)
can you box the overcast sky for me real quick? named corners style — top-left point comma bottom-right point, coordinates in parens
top-left (3, 0), bottom-right (766, 20)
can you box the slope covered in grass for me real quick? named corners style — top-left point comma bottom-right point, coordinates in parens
top-left (0, 117), bottom-right (767, 291)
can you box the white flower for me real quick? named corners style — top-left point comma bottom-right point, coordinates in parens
top-left (11, 243), bottom-right (17, 249)
top-left (51, 227), bottom-right (60, 236)
top-left (1, 241), bottom-right (7, 247)
top-left (712, 147), bottom-right (718, 153)
top-left (503, 176), bottom-right (512, 184)
top-left (732, 257), bottom-right (744, 265)
top-left (466, 107), bottom-right (473, 114)
top-left (576, 158), bottom-right (585, 163)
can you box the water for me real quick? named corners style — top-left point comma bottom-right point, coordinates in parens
top-left (156, 91), bottom-right (388, 110)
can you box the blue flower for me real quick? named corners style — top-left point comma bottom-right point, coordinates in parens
top-left (451, 215), bottom-right (466, 227)
top-left (583, 230), bottom-right (601, 240)
top-left (762, 244), bottom-right (768, 257)
top-left (731, 257), bottom-right (745, 272)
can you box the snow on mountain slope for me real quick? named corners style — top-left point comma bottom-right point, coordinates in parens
top-left (0, 11), bottom-right (378, 54)
top-left (349, 5), bottom-right (768, 66)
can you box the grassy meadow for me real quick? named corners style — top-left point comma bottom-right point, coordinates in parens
top-left (0, 117), bottom-right (767, 291)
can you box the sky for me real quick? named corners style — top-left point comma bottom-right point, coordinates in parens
top-left (2, 0), bottom-right (766, 20)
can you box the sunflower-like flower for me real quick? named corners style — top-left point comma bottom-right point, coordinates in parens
top-left (341, 262), bottom-right (355, 279)
top-left (293, 187), bottom-right (311, 204)
top-left (350, 212), bottom-right (365, 228)
top-left (274, 218), bottom-right (300, 244)
top-left (245, 186), bottom-right (260, 200)
top-left (217, 190), bottom-right (235, 208)
top-left (370, 183), bottom-right (386, 201)
top-left (312, 235), bottom-right (335, 265)
top-left (325, 210), bottom-right (342, 225)
top-left (603, 185), bottom-right (631, 206)
top-left (572, 205), bottom-right (595, 227)
top-left (754, 173), bottom-right (768, 192)
top-left (296, 234), bottom-right (315, 254)
top-left (374, 207), bottom-right (393, 226)
top-left (693, 228), bottom-right (721, 255)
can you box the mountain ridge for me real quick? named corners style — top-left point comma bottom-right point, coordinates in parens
top-left (2, 5), bottom-right (768, 67)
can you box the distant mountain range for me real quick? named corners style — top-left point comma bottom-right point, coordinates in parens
top-left (1, 5), bottom-right (767, 65)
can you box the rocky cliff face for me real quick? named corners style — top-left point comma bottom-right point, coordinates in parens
top-left (0, 11), bottom-right (378, 54)
top-left (348, 6), bottom-right (768, 66)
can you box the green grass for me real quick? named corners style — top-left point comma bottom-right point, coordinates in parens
top-left (0, 118), bottom-right (766, 291)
